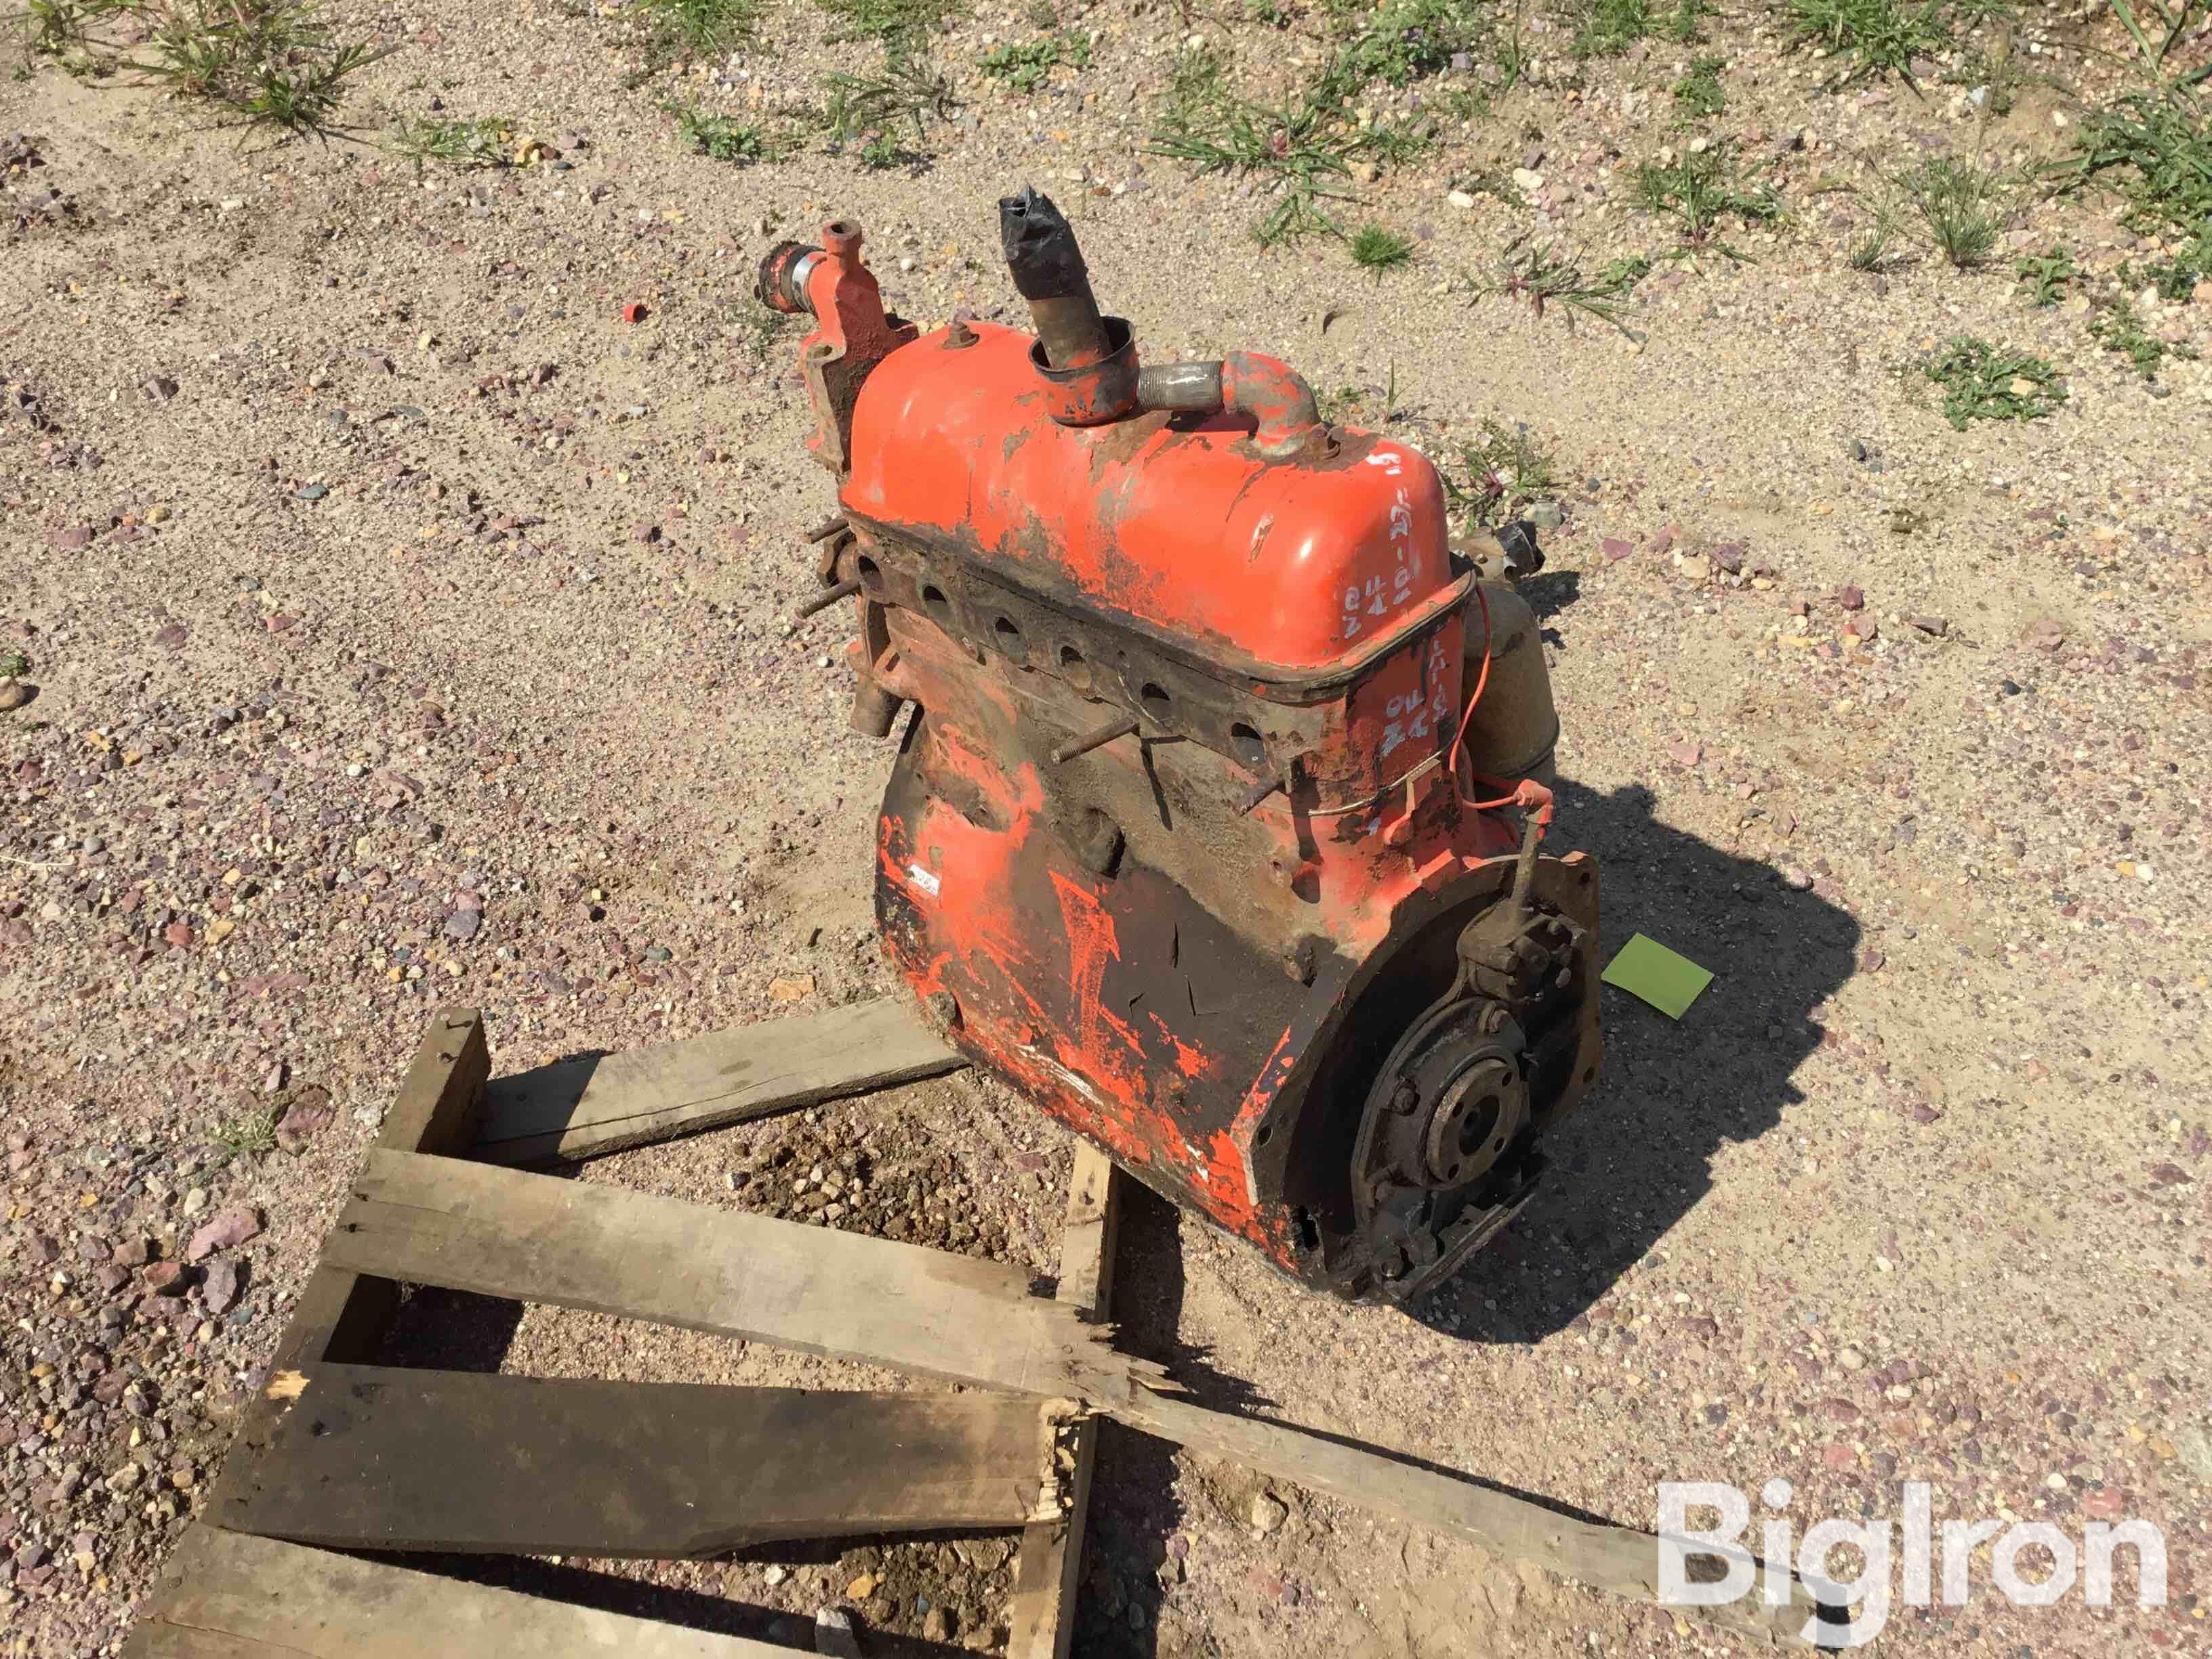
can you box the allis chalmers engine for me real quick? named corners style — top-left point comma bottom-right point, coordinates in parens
top-left (760, 192), bottom-right (1600, 1304)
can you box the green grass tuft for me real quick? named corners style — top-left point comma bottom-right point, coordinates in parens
top-left (1780, 0), bottom-right (2005, 87)
top-left (1448, 418), bottom-right (1559, 529)
top-left (814, 0), bottom-right (961, 53)
top-left (1848, 190), bottom-right (1907, 270)
top-left (1632, 142), bottom-right (1780, 251)
top-left (979, 30), bottom-right (1088, 91)
top-left (120, 0), bottom-right (390, 136)
top-left (210, 1103), bottom-right (278, 1165)
top-left (2089, 297), bottom-right (2195, 378)
top-left (1349, 223), bottom-right (1416, 277)
top-left (1898, 155), bottom-right (2008, 269)
top-left (1468, 235), bottom-right (1650, 335)
top-left (636, 0), bottom-right (766, 54)
top-left (669, 102), bottom-right (769, 161)
top-left (821, 56), bottom-right (958, 143)
top-left (2054, 91), bottom-right (2212, 237)
top-left (1923, 336), bottom-right (2065, 428)
top-left (2013, 246), bottom-right (2079, 306)
top-left (1673, 56), bottom-right (1727, 118)
top-left (390, 115), bottom-right (513, 169)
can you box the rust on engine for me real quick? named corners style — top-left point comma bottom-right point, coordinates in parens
top-left (764, 190), bottom-right (1602, 1303)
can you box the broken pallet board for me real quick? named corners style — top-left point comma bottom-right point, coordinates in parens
top-left (327, 1149), bottom-right (1164, 1404)
top-left (324, 1148), bottom-right (1835, 1647)
top-left (123, 1527), bottom-right (796, 1658)
top-left (472, 996), bottom-right (965, 1166)
top-left (216, 1366), bottom-right (1057, 1557)
top-left (1004, 1143), bottom-right (1122, 1659)
top-left (1114, 1385), bottom-right (1839, 1651)
top-left (205, 1009), bottom-right (490, 1524)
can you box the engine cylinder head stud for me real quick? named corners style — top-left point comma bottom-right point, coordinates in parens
top-left (1050, 713), bottom-right (1139, 766)
top-left (792, 577), bottom-right (863, 621)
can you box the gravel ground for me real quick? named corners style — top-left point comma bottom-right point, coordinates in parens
top-left (3, 0), bottom-right (2209, 1653)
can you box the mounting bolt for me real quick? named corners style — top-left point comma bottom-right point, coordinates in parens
top-left (946, 316), bottom-right (979, 349)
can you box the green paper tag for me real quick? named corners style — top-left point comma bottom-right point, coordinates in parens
top-left (1601, 933), bottom-right (1713, 1019)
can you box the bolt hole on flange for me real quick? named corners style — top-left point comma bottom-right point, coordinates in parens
top-left (994, 615), bottom-right (1025, 659)
top-left (921, 583), bottom-right (952, 626)
top-left (1139, 681), bottom-right (1172, 720)
top-left (1059, 643), bottom-right (1092, 693)
top-left (856, 554), bottom-right (881, 589)
top-left (1229, 721), bottom-right (1266, 769)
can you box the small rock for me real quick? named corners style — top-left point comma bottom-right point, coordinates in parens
top-left (1526, 499), bottom-right (1563, 529)
top-left (49, 523), bottom-right (91, 551)
top-left (1780, 867), bottom-right (1814, 891)
top-left (1511, 167), bottom-right (1545, 194)
top-left (2021, 617), bottom-right (2066, 652)
top-left (814, 1606), bottom-right (862, 1658)
top-left (293, 484), bottom-right (327, 501)
top-left (143, 1261), bottom-right (188, 1296)
top-left (1447, 189), bottom-right (1477, 209)
top-left (1837, 1346), bottom-right (1868, 1372)
top-left (0, 681), bottom-right (30, 713)
top-left (923, 1607), bottom-right (955, 1643)
top-left (1250, 1491), bottom-right (1288, 1534)
top-left (1601, 536), bottom-right (1633, 562)
top-left (1835, 586), bottom-right (1864, 611)
top-left (274, 1086), bottom-right (335, 1154)
top-left (1666, 741), bottom-right (1701, 767)
top-left (769, 974), bottom-right (816, 1004)
top-left (199, 1256), bottom-right (242, 1317)
top-left (184, 1204), bottom-right (262, 1263)
top-left (1860, 950), bottom-right (1887, 974)
top-left (1907, 613), bottom-right (1948, 636)
top-left (443, 908), bottom-right (482, 943)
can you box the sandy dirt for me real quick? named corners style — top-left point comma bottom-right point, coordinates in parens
top-left (3, 0), bottom-right (2210, 1654)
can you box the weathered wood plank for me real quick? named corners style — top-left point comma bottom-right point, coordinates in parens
top-left (1112, 1385), bottom-right (1845, 1651)
top-left (325, 1149), bottom-right (1165, 1404)
top-left (377, 1007), bottom-right (491, 1158)
top-left (205, 1010), bottom-right (490, 1524)
top-left (218, 1365), bottom-right (1057, 1557)
top-left (1005, 1143), bottom-right (1122, 1659)
top-left (123, 1528), bottom-right (796, 1658)
top-left (472, 997), bottom-right (966, 1165)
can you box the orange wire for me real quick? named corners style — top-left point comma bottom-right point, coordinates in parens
top-left (1446, 581), bottom-right (1553, 832)
top-left (1446, 581), bottom-right (1493, 804)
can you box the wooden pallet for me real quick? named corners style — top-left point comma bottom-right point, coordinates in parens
top-left (124, 1001), bottom-right (1843, 1657)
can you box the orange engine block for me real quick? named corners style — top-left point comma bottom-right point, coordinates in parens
top-left (759, 193), bottom-right (1600, 1303)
